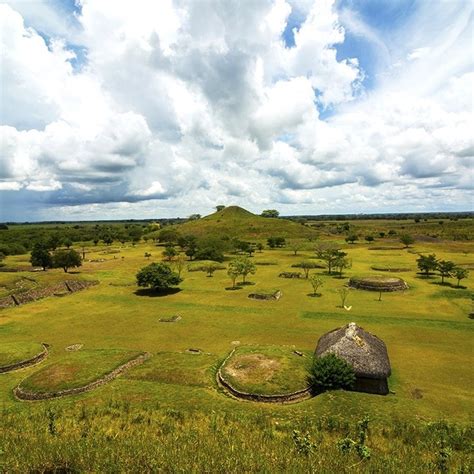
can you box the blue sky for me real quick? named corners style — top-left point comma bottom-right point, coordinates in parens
top-left (0, 0), bottom-right (472, 221)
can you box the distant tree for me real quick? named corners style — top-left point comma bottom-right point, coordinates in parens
top-left (93, 238), bottom-right (99, 246)
top-left (315, 244), bottom-right (343, 275)
top-left (0, 224), bottom-right (8, 230)
top-left (162, 245), bottom-right (177, 261)
top-left (228, 257), bottom-right (256, 284)
top-left (256, 243), bottom-right (264, 253)
top-left (172, 255), bottom-right (187, 278)
top-left (400, 234), bottom-right (415, 248)
top-left (365, 235), bottom-right (374, 244)
top-left (437, 260), bottom-right (455, 284)
top-left (0, 252), bottom-right (5, 264)
top-left (199, 262), bottom-right (224, 277)
top-left (290, 242), bottom-right (302, 255)
top-left (345, 233), bottom-right (358, 244)
top-left (215, 205), bottom-right (226, 212)
top-left (334, 253), bottom-right (351, 278)
top-left (194, 245), bottom-right (224, 263)
top-left (417, 254), bottom-right (438, 276)
top-left (308, 275), bottom-right (324, 296)
top-left (30, 242), bottom-right (52, 271)
top-left (128, 226), bottom-right (143, 245)
top-left (136, 263), bottom-right (182, 291)
top-left (103, 236), bottom-right (113, 246)
top-left (261, 209), bottom-right (279, 218)
top-left (158, 229), bottom-right (180, 244)
top-left (379, 232), bottom-right (385, 238)
top-left (63, 238), bottom-right (73, 249)
top-left (388, 230), bottom-right (397, 236)
top-left (178, 235), bottom-right (198, 260)
top-left (298, 261), bottom-right (321, 279)
top-left (144, 252), bottom-right (152, 260)
top-left (52, 249), bottom-right (82, 273)
top-left (453, 267), bottom-right (469, 287)
top-left (188, 214), bottom-right (201, 221)
top-left (267, 236), bottom-right (286, 248)
top-left (47, 234), bottom-right (62, 251)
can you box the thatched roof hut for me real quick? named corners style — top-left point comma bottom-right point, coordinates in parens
top-left (315, 322), bottom-right (391, 395)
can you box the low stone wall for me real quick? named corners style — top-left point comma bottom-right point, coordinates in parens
top-left (279, 272), bottom-right (302, 279)
top-left (0, 280), bottom-right (99, 309)
top-left (248, 290), bottom-right (282, 301)
top-left (216, 349), bottom-right (312, 404)
top-left (349, 277), bottom-right (408, 292)
top-left (0, 343), bottom-right (49, 374)
top-left (14, 352), bottom-right (151, 401)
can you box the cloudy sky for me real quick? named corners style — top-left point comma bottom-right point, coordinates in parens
top-left (0, 0), bottom-right (472, 221)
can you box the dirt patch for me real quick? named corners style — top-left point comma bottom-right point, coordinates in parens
top-left (224, 354), bottom-right (281, 383)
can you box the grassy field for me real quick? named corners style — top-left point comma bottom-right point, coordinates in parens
top-left (0, 216), bottom-right (472, 471)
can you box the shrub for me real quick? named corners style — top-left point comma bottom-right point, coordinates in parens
top-left (136, 263), bottom-right (182, 291)
top-left (308, 354), bottom-right (355, 394)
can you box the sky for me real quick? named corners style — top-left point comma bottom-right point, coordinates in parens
top-left (0, 0), bottom-right (472, 221)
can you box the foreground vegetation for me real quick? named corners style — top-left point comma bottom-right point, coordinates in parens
top-left (0, 208), bottom-right (472, 471)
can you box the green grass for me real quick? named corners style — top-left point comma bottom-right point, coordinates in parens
top-left (0, 341), bottom-right (44, 367)
top-left (19, 349), bottom-right (142, 393)
top-left (220, 345), bottom-right (311, 395)
top-left (0, 217), bottom-right (472, 470)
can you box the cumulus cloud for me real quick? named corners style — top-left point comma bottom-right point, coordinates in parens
top-left (0, 0), bottom-right (472, 220)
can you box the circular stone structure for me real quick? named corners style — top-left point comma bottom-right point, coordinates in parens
top-left (349, 275), bottom-right (408, 292)
top-left (217, 345), bottom-right (311, 403)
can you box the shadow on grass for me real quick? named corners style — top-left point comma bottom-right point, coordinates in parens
top-left (134, 288), bottom-right (182, 297)
top-left (237, 281), bottom-right (256, 286)
top-left (307, 293), bottom-right (322, 298)
top-left (225, 286), bottom-right (243, 291)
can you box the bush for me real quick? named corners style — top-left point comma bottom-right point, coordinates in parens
top-left (136, 263), bottom-right (182, 291)
top-left (308, 354), bottom-right (355, 394)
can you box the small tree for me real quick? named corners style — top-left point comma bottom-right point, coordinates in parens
top-left (144, 252), bottom-right (152, 260)
top-left (52, 249), bottom-right (82, 273)
top-left (30, 243), bottom-right (52, 271)
top-left (416, 254), bottom-right (438, 276)
top-left (437, 260), bottom-right (455, 284)
top-left (365, 235), bottom-right (374, 244)
top-left (298, 261), bottom-right (320, 279)
top-left (290, 242), bottom-right (302, 255)
top-left (345, 234), bottom-right (358, 244)
top-left (308, 354), bottom-right (355, 394)
top-left (256, 243), bottom-right (264, 253)
top-left (315, 245), bottom-right (344, 275)
top-left (400, 234), bottom-right (415, 248)
top-left (337, 287), bottom-right (351, 308)
top-left (103, 236), bottom-right (113, 246)
top-left (199, 262), bottom-right (223, 277)
top-left (63, 238), bottom-right (73, 249)
top-left (453, 267), bottom-right (469, 287)
top-left (334, 254), bottom-right (351, 278)
top-left (309, 275), bottom-right (324, 296)
top-left (173, 255), bottom-right (187, 278)
top-left (162, 245), bottom-right (177, 261)
top-left (215, 205), bottom-right (226, 212)
top-left (228, 257), bottom-right (256, 284)
top-left (136, 263), bottom-right (182, 291)
top-left (227, 267), bottom-right (240, 289)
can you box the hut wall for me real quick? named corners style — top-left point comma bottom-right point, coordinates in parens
top-left (353, 376), bottom-right (389, 395)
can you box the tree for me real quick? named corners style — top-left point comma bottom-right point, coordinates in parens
top-left (103, 236), bottom-right (113, 246)
top-left (400, 234), bottom-right (415, 248)
top-left (336, 287), bottom-right (351, 308)
top-left (52, 249), bottom-right (82, 273)
top-left (93, 238), bottom-right (99, 246)
top-left (228, 257), bottom-right (256, 284)
top-left (308, 354), bottom-right (355, 394)
top-left (345, 233), bottom-right (358, 244)
top-left (194, 245), bottom-right (224, 262)
top-left (158, 229), bottom-right (180, 244)
top-left (128, 226), bottom-right (143, 245)
top-left (334, 253), bottom-right (351, 278)
top-left (227, 266), bottom-right (240, 289)
top-left (144, 252), bottom-right (152, 260)
top-left (365, 235), bottom-right (374, 244)
top-left (256, 243), bottom-right (264, 253)
top-left (136, 263), bottom-right (182, 291)
top-left (63, 238), bottom-right (73, 249)
top-left (315, 244), bottom-right (343, 275)
top-left (178, 235), bottom-right (198, 260)
top-left (47, 234), bottom-right (62, 251)
top-left (172, 255), bottom-right (187, 278)
top-left (267, 236), bottom-right (285, 248)
top-left (188, 214), bottom-right (201, 220)
top-left (30, 242), bottom-right (52, 271)
top-left (162, 245), bottom-right (177, 261)
top-left (417, 254), bottom-right (438, 276)
top-left (453, 267), bottom-right (469, 287)
top-left (199, 262), bottom-right (224, 277)
top-left (297, 261), bottom-right (320, 279)
top-left (437, 260), bottom-right (455, 284)
top-left (308, 275), bottom-right (323, 296)
top-left (0, 252), bottom-right (5, 265)
top-left (261, 209), bottom-right (279, 218)
top-left (215, 205), bottom-right (226, 212)
top-left (290, 242), bottom-right (302, 255)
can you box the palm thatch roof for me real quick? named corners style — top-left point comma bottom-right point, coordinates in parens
top-left (315, 322), bottom-right (391, 379)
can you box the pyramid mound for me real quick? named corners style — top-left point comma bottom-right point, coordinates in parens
top-left (206, 206), bottom-right (255, 220)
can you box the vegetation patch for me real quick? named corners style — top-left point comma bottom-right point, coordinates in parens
top-left (248, 289), bottom-right (282, 300)
top-left (15, 349), bottom-right (148, 400)
top-left (218, 345), bottom-right (311, 401)
top-left (279, 271), bottom-right (302, 279)
top-left (0, 342), bottom-right (48, 373)
top-left (349, 275), bottom-right (408, 292)
top-left (370, 265), bottom-right (411, 272)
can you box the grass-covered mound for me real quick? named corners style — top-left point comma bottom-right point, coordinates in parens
top-left (15, 349), bottom-right (147, 399)
top-left (349, 275), bottom-right (408, 292)
top-left (0, 342), bottom-right (46, 370)
top-left (219, 345), bottom-right (311, 399)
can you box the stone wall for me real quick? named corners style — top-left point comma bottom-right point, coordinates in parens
top-left (0, 343), bottom-right (49, 374)
top-left (0, 280), bottom-right (99, 309)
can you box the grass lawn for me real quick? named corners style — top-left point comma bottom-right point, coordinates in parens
top-left (0, 341), bottom-right (44, 367)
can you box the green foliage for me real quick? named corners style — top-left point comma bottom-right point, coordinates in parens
top-left (136, 263), bottom-right (182, 291)
top-left (345, 233), bottom-right (358, 244)
top-left (294, 261), bottom-right (321, 278)
top-left (400, 234), bottom-right (415, 248)
top-left (30, 242), bottom-right (52, 270)
top-left (417, 253), bottom-right (438, 275)
top-left (308, 275), bottom-right (324, 296)
top-left (315, 244), bottom-right (344, 275)
top-left (267, 236), bottom-right (286, 248)
top-left (437, 260), bottom-right (456, 284)
top-left (158, 228), bottom-right (180, 244)
top-left (292, 430), bottom-right (318, 456)
top-left (228, 256), bottom-right (256, 283)
top-left (261, 209), bottom-right (279, 218)
top-left (52, 249), bottom-right (82, 273)
top-left (453, 267), bottom-right (469, 287)
top-left (162, 245), bottom-right (177, 261)
top-left (337, 416), bottom-right (371, 461)
top-left (308, 353), bottom-right (355, 393)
